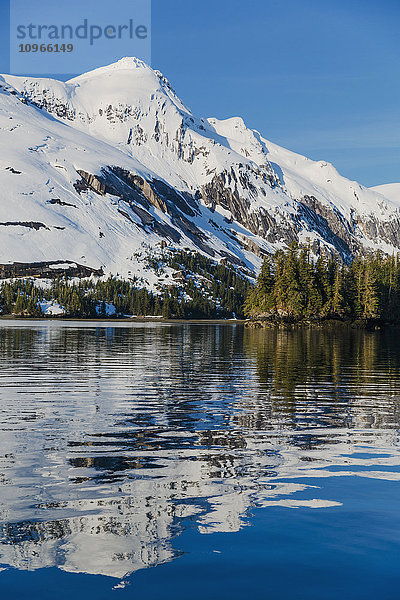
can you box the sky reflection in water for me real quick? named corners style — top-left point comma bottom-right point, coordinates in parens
top-left (0, 322), bottom-right (400, 598)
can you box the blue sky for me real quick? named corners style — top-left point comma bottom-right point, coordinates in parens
top-left (1, 0), bottom-right (399, 187)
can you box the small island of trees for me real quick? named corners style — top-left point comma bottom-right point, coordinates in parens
top-left (244, 244), bottom-right (400, 326)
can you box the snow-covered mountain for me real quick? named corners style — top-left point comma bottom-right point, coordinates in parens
top-left (370, 183), bottom-right (400, 205)
top-left (0, 56), bottom-right (399, 284)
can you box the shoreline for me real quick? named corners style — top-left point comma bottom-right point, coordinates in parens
top-left (245, 317), bottom-right (393, 330)
top-left (0, 315), bottom-right (246, 324)
top-left (0, 316), bottom-right (397, 329)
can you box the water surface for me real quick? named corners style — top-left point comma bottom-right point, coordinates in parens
top-left (1, 321), bottom-right (400, 599)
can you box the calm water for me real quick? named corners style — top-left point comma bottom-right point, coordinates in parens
top-left (1, 321), bottom-right (400, 599)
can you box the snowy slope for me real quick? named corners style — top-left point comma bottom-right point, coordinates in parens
top-left (0, 69), bottom-right (269, 283)
top-left (370, 183), bottom-right (400, 206)
top-left (0, 57), bottom-right (400, 283)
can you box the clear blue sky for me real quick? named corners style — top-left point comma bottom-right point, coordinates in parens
top-left (1, 0), bottom-right (399, 187)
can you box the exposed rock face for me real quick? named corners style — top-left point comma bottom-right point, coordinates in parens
top-left (73, 161), bottom-right (400, 266)
top-left (200, 171), bottom-right (400, 261)
top-left (201, 171), bottom-right (297, 247)
top-left (74, 167), bottom-right (219, 253)
top-left (0, 221), bottom-right (49, 230)
top-left (0, 261), bottom-right (103, 279)
top-left (47, 199), bottom-right (77, 208)
top-left (26, 93), bottom-right (77, 121)
top-left (233, 233), bottom-right (270, 258)
top-left (119, 171), bottom-right (166, 212)
top-left (299, 195), bottom-right (400, 258)
top-left (354, 214), bottom-right (400, 248)
top-left (298, 196), bottom-right (357, 259)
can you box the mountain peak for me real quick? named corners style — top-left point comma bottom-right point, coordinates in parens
top-left (64, 57), bottom-right (184, 111)
top-left (67, 57), bottom-right (151, 83)
top-left (111, 56), bottom-right (148, 69)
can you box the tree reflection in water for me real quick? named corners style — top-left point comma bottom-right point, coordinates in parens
top-left (0, 322), bottom-right (399, 580)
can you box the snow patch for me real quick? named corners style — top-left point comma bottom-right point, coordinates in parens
top-left (39, 300), bottom-right (65, 315)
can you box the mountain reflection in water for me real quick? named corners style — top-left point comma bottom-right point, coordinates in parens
top-left (0, 322), bottom-right (400, 581)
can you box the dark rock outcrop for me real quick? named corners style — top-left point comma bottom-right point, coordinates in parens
top-left (0, 221), bottom-right (49, 230)
top-left (0, 260), bottom-right (103, 279)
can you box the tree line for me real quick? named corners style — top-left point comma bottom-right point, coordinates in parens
top-left (0, 250), bottom-right (250, 319)
top-left (5, 244), bottom-right (399, 324)
top-left (244, 244), bottom-right (400, 323)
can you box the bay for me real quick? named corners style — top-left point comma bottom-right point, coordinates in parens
top-left (0, 321), bottom-right (400, 599)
